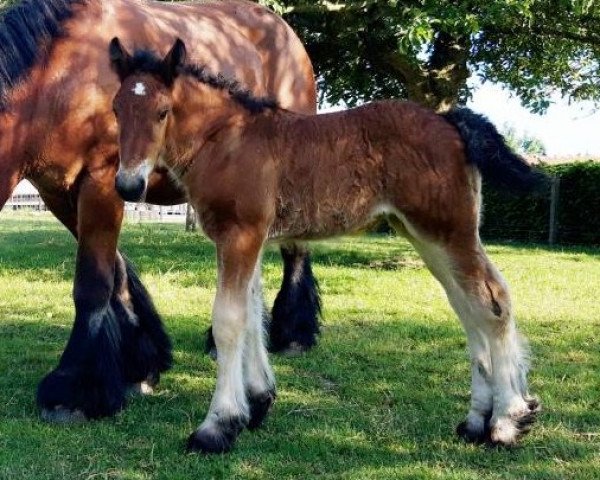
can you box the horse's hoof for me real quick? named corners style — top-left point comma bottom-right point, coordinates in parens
top-left (489, 399), bottom-right (540, 446)
top-left (456, 411), bottom-right (492, 444)
top-left (248, 390), bottom-right (276, 430)
top-left (456, 420), bottom-right (489, 444)
top-left (186, 417), bottom-right (246, 454)
top-left (41, 406), bottom-right (88, 424)
top-left (37, 367), bottom-right (126, 420)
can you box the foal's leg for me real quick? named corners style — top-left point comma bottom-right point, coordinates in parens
top-left (244, 262), bottom-right (276, 429)
top-left (204, 242), bottom-right (321, 357)
top-left (408, 233), bottom-right (538, 446)
top-left (187, 230), bottom-right (265, 454)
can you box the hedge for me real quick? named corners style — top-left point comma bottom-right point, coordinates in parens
top-left (480, 161), bottom-right (600, 245)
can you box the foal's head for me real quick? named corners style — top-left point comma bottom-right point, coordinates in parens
top-left (109, 37), bottom-right (186, 202)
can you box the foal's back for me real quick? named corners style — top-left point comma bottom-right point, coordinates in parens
top-left (268, 101), bottom-right (474, 240)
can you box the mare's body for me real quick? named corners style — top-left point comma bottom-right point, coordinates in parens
top-left (0, 0), bottom-right (320, 423)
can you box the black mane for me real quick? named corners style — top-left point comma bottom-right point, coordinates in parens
top-left (0, 0), bottom-right (85, 110)
top-left (127, 48), bottom-right (279, 115)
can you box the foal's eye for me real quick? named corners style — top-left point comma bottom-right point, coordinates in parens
top-left (158, 109), bottom-right (169, 121)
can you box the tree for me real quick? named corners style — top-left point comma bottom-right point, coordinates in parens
top-left (503, 125), bottom-right (547, 156)
top-left (259, 1), bottom-right (600, 113)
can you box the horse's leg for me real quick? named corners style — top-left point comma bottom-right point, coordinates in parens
top-left (36, 180), bottom-right (125, 421)
top-left (270, 243), bottom-right (321, 354)
top-left (115, 252), bottom-right (172, 393)
top-left (405, 230), bottom-right (538, 446)
top-left (37, 175), bottom-right (172, 422)
top-left (187, 229), bottom-right (265, 454)
top-left (205, 242), bottom-right (321, 357)
top-left (244, 262), bottom-right (276, 430)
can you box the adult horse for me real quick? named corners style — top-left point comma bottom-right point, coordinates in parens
top-left (0, 0), bottom-right (320, 423)
top-left (110, 38), bottom-right (543, 453)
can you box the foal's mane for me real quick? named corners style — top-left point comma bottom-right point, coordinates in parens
top-left (0, 0), bottom-right (86, 111)
top-left (128, 48), bottom-right (279, 114)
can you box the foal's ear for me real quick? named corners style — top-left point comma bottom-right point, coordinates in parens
top-left (163, 38), bottom-right (187, 85)
top-left (109, 37), bottom-right (132, 81)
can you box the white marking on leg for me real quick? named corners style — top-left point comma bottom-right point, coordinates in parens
top-left (399, 219), bottom-right (533, 443)
top-left (201, 292), bottom-right (249, 430)
top-left (132, 82), bottom-right (147, 96)
top-left (244, 260), bottom-right (275, 396)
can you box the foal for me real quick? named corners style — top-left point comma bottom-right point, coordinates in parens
top-left (110, 38), bottom-right (543, 453)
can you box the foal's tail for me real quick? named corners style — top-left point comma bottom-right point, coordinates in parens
top-left (443, 108), bottom-right (547, 192)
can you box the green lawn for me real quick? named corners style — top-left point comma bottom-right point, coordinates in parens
top-left (0, 213), bottom-right (599, 479)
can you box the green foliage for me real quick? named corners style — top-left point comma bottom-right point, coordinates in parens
top-left (481, 161), bottom-right (600, 245)
top-left (503, 125), bottom-right (547, 155)
top-left (259, 1), bottom-right (600, 112)
top-left (0, 0), bottom-right (14, 12)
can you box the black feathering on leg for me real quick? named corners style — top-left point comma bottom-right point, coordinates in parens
top-left (121, 256), bottom-right (172, 384)
top-left (270, 244), bottom-right (321, 354)
top-left (37, 304), bottom-right (127, 420)
top-left (37, 253), bottom-right (172, 421)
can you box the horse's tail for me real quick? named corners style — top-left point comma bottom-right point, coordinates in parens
top-left (442, 107), bottom-right (547, 192)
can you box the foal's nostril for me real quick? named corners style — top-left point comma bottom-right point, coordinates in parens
top-left (115, 172), bottom-right (147, 202)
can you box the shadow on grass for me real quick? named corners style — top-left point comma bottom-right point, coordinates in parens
top-left (0, 220), bottom-right (597, 283)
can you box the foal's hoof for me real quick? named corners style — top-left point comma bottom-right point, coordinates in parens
top-left (456, 420), bottom-right (489, 444)
top-left (456, 411), bottom-right (492, 444)
top-left (248, 390), bottom-right (276, 430)
top-left (186, 417), bottom-right (246, 454)
top-left (489, 399), bottom-right (541, 446)
top-left (41, 406), bottom-right (88, 424)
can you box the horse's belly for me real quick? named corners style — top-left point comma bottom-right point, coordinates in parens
top-left (268, 194), bottom-right (380, 240)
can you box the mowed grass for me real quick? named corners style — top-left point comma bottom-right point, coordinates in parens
top-left (0, 213), bottom-right (599, 480)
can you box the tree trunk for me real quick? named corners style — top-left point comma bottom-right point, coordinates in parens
top-left (382, 32), bottom-right (471, 112)
top-left (185, 204), bottom-right (197, 232)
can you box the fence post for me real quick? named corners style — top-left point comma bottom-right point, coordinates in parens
top-left (548, 175), bottom-right (560, 246)
top-left (186, 204), bottom-right (197, 232)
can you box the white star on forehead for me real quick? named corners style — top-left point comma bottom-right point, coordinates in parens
top-left (132, 82), bottom-right (147, 96)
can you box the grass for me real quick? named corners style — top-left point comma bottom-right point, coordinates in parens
top-left (0, 212), bottom-right (599, 479)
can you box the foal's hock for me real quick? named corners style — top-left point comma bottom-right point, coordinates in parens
top-left (110, 38), bottom-right (544, 454)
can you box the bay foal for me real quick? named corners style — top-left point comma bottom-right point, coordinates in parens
top-left (110, 39), bottom-right (543, 453)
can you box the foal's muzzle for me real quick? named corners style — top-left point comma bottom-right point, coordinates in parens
top-left (115, 169), bottom-right (148, 202)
